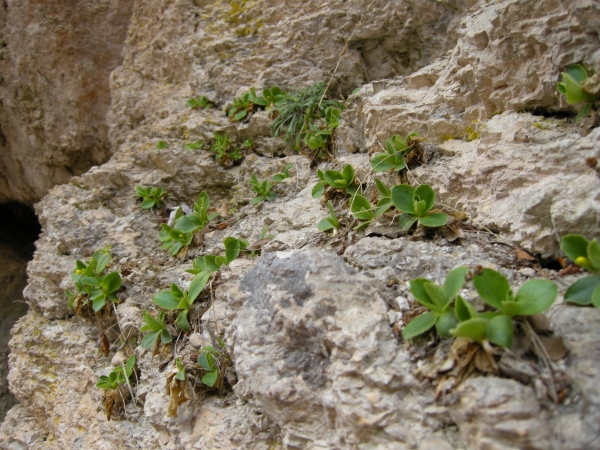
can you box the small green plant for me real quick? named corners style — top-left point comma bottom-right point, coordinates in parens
top-left (317, 200), bottom-right (340, 232)
top-left (211, 133), bottom-right (242, 166)
top-left (228, 87), bottom-right (267, 121)
top-left (186, 236), bottom-right (248, 278)
top-left (187, 96), bottom-right (213, 109)
top-left (303, 106), bottom-right (342, 154)
top-left (197, 342), bottom-right (229, 388)
top-left (311, 164), bottom-right (360, 198)
top-left (561, 234), bottom-right (600, 306)
top-left (152, 274), bottom-right (211, 332)
top-left (157, 140), bottom-right (168, 150)
top-left (402, 266), bottom-right (469, 340)
top-left (97, 355), bottom-right (136, 390)
top-left (374, 178), bottom-right (393, 213)
top-left (272, 164), bottom-right (293, 182)
top-left (158, 224), bottom-right (194, 256)
top-left (173, 191), bottom-right (219, 234)
top-left (349, 194), bottom-right (386, 230)
top-left (135, 185), bottom-right (166, 209)
top-left (184, 140), bottom-right (203, 150)
top-left (262, 86), bottom-right (286, 112)
top-left (557, 64), bottom-right (599, 122)
top-left (175, 357), bottom-right (186, 381)
top-left (451, 268), bottom-right (558, 348)
top-left (391, 184), bottom-right (448, 230)
top-left (67, 247), bottom-right (122, 312)
top-left (242, 139), bottom-right (253, 148)
top-left (140, 311), bottom-right (173, 350)
top-left (269, 82), bottom-right (342, 152)
top-left (249, 174), bottom-right (276, 204)
top-left (371, 133), bottom-right (418, 172)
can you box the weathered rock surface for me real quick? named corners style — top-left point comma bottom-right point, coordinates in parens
top-left (2, 0), bottom-right (600, 449)
top-left (0, 0), bottom-right (135, 204)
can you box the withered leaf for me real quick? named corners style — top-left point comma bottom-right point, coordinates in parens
top-left (515, 247), bottom-right (535, 261)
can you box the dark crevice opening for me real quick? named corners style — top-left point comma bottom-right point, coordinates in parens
top-left (0, 201), bottom-right (40, 423)
top-left (528, 107), bottom-right (576, 120)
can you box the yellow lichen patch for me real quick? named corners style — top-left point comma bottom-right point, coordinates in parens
top-left (465, 126), bottom-right (479, 142)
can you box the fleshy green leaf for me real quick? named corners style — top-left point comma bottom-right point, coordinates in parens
top-left (419, 212), bottom-right (448, 228)
top-left (512, 279), bottom-right (557, 316)
top-left (402, 311), bottom-right (438, 340)
top-left (102, 272), bottom-right (122, 294)
top-left (561, 234), bottom-right (590, 263)
top-left (592, 285), bottom-right (600, 308)
top-left (160, 328), bottom-right (173, 344)
top-left (174, 215), bottom-right (202, 234)
top-left (342, 165), bottom-right (354, 184)
top-left (455, 296), bottom-right (478, 321)
top-left (442, 267), bottom-right (469, 301)
top-left (587, 239), bottom-right (600, 271)
top-left (152, 291), bottom-right (180, 310)
top-left (141, 330), bottom-right (160, 349)
top-left (141, 198), bottom-right (155, 209)
top-left (177, 310), bottom-right (191, 332)
top-left (202, 370), bottom-right (219, 387)
top-left (92, 295), bottom-right (106, 312)
top-left (398, 213), bottom-right (418, 231)
top-left (410, 279), bottom-right (440, 312)
top-left (423, 282), bottom-right (447, 310)
top-left (391, 185), bottom-right (416, 214)
top-left (312, 182), bottom-right (325, 198)
top-left (318, 217), bottom-right (335, 232)
top-left (224, 237), bottom-right (242, 263)
top-left (451, 318), bottom-right (488, 343)
top-left (435, 311), bottom-right (458, 338)
top-left (142, 311), bottom-right (164, 332)
top-left (414, 184), bottom-right (435, 212)
top-left (473, 268), bottom-right (511, 309)
top-left (564, 275), bottom-right (600, 305)
top-left (189, 271), bottom-right (211, 302)
top-left (487, 314), bottom-right (513, 348)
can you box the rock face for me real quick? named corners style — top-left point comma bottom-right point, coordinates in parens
top-left (0, 0), bottom-right (135, 205)
top-left (2, 0), bottom-right (600, 449)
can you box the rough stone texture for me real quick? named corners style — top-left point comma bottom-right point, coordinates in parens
top-left (2, 0), bottom-right (600, 449)
top-left (0, 0), bottom-right (135, 204)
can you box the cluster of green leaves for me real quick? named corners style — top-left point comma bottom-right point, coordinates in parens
top-left (187, 96), bottom-right (213, 109)
top-left (140, 310), bottom-right (172, 349)
top-left (141, 237), bottom-right (247, 347)
top-left (228, 87), bottom-right (268, 121)
top-left (561, 234), bottom-right (600, 307)
top-left (269, 82), bottom-right (342, 152)
top-left (371, 133), bottom-right (418, 172)
top-left (157, 140), bottom-right (168, 150)
top-left (272, 164), bottom-right (293, 182)
top-left (185, 140), bottom-right (203, 150)
top-left (197, 342), bottom-right (229, 388)
top-left (557, 64), bottom-right (598, 123)
top-left (210, 133), bottom-right (242, 166)
top-left (97, 356), bottom-right (136, 390)
top-left (159, 192), bottom-right (218, 255)
top-left (312, 164), bottom-right (360, 198)
top-left (318, 201), bottom-right (340, 232)
top-left (392, 184), bottom-right (448, 230)
top-left (66, 247), bottom-right (122, 312)
top-left (249, 174), bottom-right (276, 205)
top-left (403, 267), bottom-right (558, 348)
top-left (136, 185), bottom-right (166, 209)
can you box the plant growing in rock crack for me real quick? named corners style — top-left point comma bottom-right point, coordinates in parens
top-left (561, 234), bottom-right (600, 306)
top-left (140, 310), bottom-right (172, 350)
top-left (159, 224), bottom-right (194, 256)
top-left (135, 185), bottom-right (166, 209)
top-left (317, 200), bottom-right (341, 232)
top-left (303, 105), bottom-right (342, 158)
top-left (157, 140), bottom-right (168, 150)
top-left (186, 236), bottom-right (248, 278)
top-left (349, 193), bottom-right (387, 230)
top-left (97, 355), bottom-right (136, 390)
top-left (185, 140), bottom-right (203, 150)
top-left (96, 355), bottom-right (136, 420)
top-left (173, 191), bottom-right (219, 235)
top-left (187, 96), bottom-right (213, 109)
top-left (66, 246), bottom-right (122, 312)
top-left (197, 340), bottom-right (230, 389)
top-left (272, 164), bottom-right (293, 182)
top-left (374, 178), bottom-right (393, 213)
top-left (269, 82), bottom-right (342, 153)
top-left (402, 266), bottom-right (469, 340)
top-left (228, 87), bottom-right (267, 121)
top-left (371, 133), bottom-right (419, 172)
top-left (262, 86), bottom-right (286, 113)
top-left (152, 274), bottom-right (211, 332)
top-left (451, 268), bottom-right (558, 348)
top-left (391, 184), bottom-right (448, 230)
top-left (249, 173), bottom-right (276, 204)
top-left (312, 164), bottom-right (360, 198)
top-left (210, 133), bottom-right (242, 166)
top-left (557, 64), bottom-right (599, 123)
